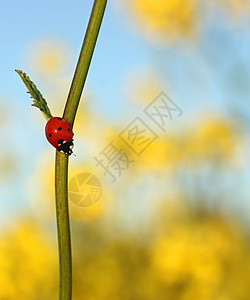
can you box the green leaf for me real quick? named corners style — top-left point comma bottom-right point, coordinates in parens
top-left (15, 70), bottom-right (53, 121)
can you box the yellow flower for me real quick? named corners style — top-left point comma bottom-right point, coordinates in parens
top-left (188, 117), bottom-right (237, 163)
top-left (0, 154), bottom-right (17, 179)
top-left (26, 39), bottom-right (70, 76)
top-left (126, 0), bottom-right (198, 42)
top-left (152, 215), bottom-right (250, 299)
top-left (0, 221), bottom-right (57, 299)
top-left (136, 136), bottom-right (183, 172)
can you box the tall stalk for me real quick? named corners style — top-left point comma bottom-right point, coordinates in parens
top-left (17, 1), bottom-right (108, 299)
top-left (55, 1), bottom-right (108, 299)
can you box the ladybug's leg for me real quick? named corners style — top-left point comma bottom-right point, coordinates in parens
top-left (57, 139), bottom-right (64, 146)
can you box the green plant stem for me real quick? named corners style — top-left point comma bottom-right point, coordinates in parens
top-left (63, 0), bottom-right (108, 125)
top-left (55, 155), bottom-right (71, 299)
top-left (54, 1), bottom-right (108, 299)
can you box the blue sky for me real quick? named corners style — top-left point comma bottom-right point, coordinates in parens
top-left (0, 1), bottom-right (250, 225)
top-left (1, 0), bottom-right (249, 120)
top-left (0, 0), bottom-right (151, 223)
top-left (0, 1), bottom-right (148, 106)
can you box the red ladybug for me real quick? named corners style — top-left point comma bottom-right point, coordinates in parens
top-left (45, 117), bottom-right (74, 155)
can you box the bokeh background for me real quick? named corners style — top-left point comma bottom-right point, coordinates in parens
top-left (1, 0), bottom-right (250, 299)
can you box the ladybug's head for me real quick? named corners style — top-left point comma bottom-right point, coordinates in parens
top-left (57, 139), bottom-right (74, 156)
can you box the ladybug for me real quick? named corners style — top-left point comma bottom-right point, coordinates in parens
top-left (45, 117), bottom-right (74, 155)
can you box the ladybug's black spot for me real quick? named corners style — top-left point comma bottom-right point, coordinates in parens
top-left (68, 128), bottom-right (71, 132)
top-left (57, 117), bottom-right (63, 120)
top-left (49, 133), bottom-right (52, 137)
top-left (58, 127), bottom-right (62, 131)
top-left (57, 139), bottom-right (64, 145)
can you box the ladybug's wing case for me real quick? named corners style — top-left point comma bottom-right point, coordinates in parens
top-left (45, 117), bottom-right (74, 148)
